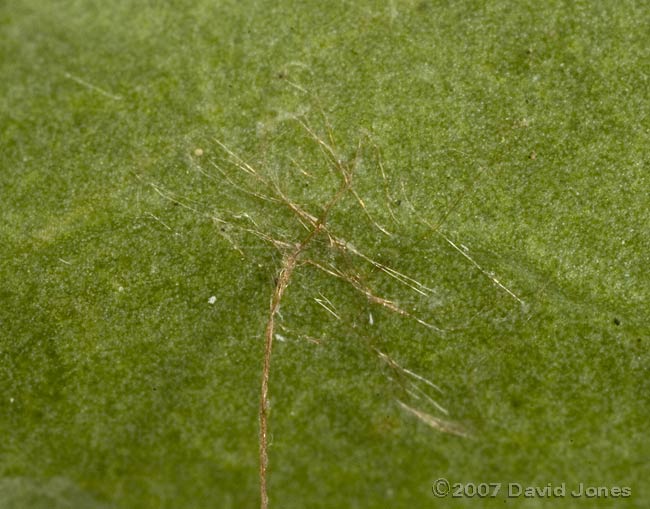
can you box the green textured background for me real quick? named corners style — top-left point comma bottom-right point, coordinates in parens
top-left (1, 1), bottom-right (648, 508)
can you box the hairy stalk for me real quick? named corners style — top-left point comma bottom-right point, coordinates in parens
top-left (259, 160), bottom-right (351, 509)
top-left (259, 246), bottom-right (299, 509)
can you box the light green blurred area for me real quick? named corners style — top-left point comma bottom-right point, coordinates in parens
top-left (1, 1), bottom-right (648, 508)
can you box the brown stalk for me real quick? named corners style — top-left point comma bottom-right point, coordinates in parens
top-left (259, 144), bottom-right (352, 509)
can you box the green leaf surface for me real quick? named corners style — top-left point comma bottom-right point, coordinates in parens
top-left (1, 1), bottom-right (648, 508)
